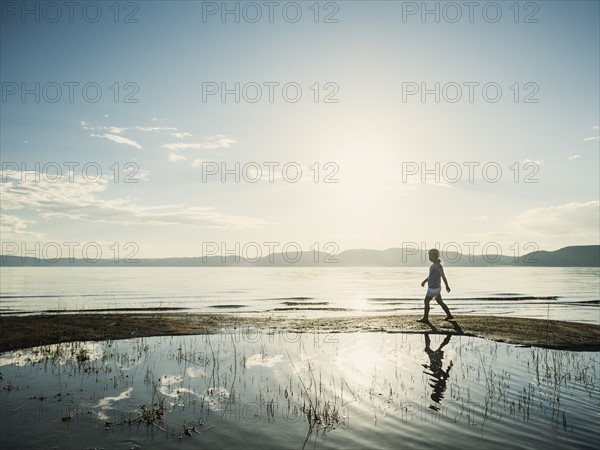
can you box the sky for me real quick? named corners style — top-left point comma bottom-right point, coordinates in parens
top-left (1, 0), bottom-right (599, 260)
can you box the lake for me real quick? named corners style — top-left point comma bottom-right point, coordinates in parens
top-left (1, 267), bottom-right (599, 449)
top-left (0, 267), bottom-right (598, 323)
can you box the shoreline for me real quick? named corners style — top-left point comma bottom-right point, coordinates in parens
top-left (1, 313), bottom-right (599, 353)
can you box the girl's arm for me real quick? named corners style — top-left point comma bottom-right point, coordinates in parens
top-left (421, 277), bottom-right (428, 287)
top-left (441, 271), bottom-right (451, 292)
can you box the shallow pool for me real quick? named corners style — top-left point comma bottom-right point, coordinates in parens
top-left (0, 331), bottom-right (598, 449)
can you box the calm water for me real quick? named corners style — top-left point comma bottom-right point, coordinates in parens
top-left (1, 268), bottom-right (599, 449)
top-left (1, 267), bottom-right (599, 323)
top-left (0, 332), bottom-right (598, 449)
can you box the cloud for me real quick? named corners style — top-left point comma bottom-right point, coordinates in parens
top-left (96, 126), bottom-right (127, 134)
top-left (191, 158), bottom-right (206, 168)
top-left (133, 169), bottom-right (151, 181)
top-left (512, 201), bottom-right (600, 237)
top-left (0, 214), bottom-right (44, 239)
top-left (82, 121), bottom-right (177, 135)
top-left (1, 171), bottom-right (268, 229)
top-left (592, 125), bottom-right (599, 130)
top-left (80, 120), bottom-right (94, 130)
top-left (169, 153), bottom-right (187, 162)
top-left (83, 121), bottom-right (235, 160)
top-left (172, 132), bottom-right (193, 139)
top-left (163, 143), bottom-right (203, 151)
top-left (568, 155), bottom-right (581, 160)
top-left (162, 135), bottom-right (237, 151)
top-left (524, 158), bottom-right (544, 165)
top-left (135, 126), bottom-right (178, 133)
top-left (82, 121), bottom-right (180, 137)
top-left (583, 136), bottom-right (599, 141)
top-left (91, 133), bottom-right (142, 149)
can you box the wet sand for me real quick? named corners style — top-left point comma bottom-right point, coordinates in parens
top-left (1, 313), bottom-right (599, 353)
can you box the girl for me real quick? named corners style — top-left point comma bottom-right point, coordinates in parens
top-left (418, 249), bottom-right (453, 322)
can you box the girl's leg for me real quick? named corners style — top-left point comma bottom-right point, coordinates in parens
top-left (435, 295), bottom-right (453, 318)
top-left (418, 296), bottom-right (433, 322)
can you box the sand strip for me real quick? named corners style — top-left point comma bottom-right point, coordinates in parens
top-left (1, 313), bottom-right (599, 353)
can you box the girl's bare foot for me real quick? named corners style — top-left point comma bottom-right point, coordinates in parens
top-left (443, 315), bottom-right (454, 321)
top-left (417, 317), bottom-right (429, 323)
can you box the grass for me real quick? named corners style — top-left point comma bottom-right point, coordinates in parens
top-left (0, 331), bottom-right (598, 449)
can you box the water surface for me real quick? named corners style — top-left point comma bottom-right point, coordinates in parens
top-left (0, 332), bottom-right (598, 449)
top-left (1, 267), bottom-right (598, 323)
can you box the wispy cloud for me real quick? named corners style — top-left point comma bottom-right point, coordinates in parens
top-left (91, 133), bottom-right (142, 149)
top-left (162, 135), bottom-right (237, 151)
top-left (0, 214), bottom-right (44, 239)
top-left (81, 120), bottom-right (206, 158)
top-left (96, 126), bottom-right (127, 134)
top-left (80, 122), bottom-right (127, 134)
top-left (512, 201), bottom-right (600, 237)
top-left (1, 171), bottom-right (268, 229)
top-left (163, 143), bottom-right (202, 151)
top-left (169, 153), bottom-right (187, 162)
top-left (82, 120), bottom-right (232, 163)
top-left (191, 158), bottom-right (206, 168)
top-left (582, 125), bottom-right (599, 141)
top-left (524, 158), bottom-right (544, 165)
top-left (568, 155), bottom-right (581, 160)
top-left (82, 121), bottom-right (179, 135)
top-left (135, 126), bottom-right (178, 133)
top-left (172, 132), bottom-right (193, 139)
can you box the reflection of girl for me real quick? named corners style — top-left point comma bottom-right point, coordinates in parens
top-left (418, 249), bottom-right (453, 322)
top-left (422, 334), bottom-right (453, 411)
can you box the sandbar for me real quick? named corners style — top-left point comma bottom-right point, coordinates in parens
top-left (1, 313), bottom-right (599, 353)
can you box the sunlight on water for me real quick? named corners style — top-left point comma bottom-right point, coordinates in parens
top-left (1, 332), bottom-right (598, 449)
top-left (1, 267), bottom-right (598, 323)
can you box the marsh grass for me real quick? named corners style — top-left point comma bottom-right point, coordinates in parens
top-left (288, 354), bottom-right (341, 448)
top-left (0, 333), bottom-right (598, 449)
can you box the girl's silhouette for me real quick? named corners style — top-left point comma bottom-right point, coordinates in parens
top-left (418, 248), bottom-right (453, 322)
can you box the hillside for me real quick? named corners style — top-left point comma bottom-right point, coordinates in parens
top-left (1, 245), bottom-right (598, 267)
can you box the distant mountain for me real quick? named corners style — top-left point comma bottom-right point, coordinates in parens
top-left (335, 248), bottom-right (516, 267)
top-left (516, 245), bottom-right (600, 267)
top-left (1, 245), bottom-right (598, 267)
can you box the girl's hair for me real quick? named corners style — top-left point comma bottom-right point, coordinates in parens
top-left (428, 248), bottom-right (441, 263)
